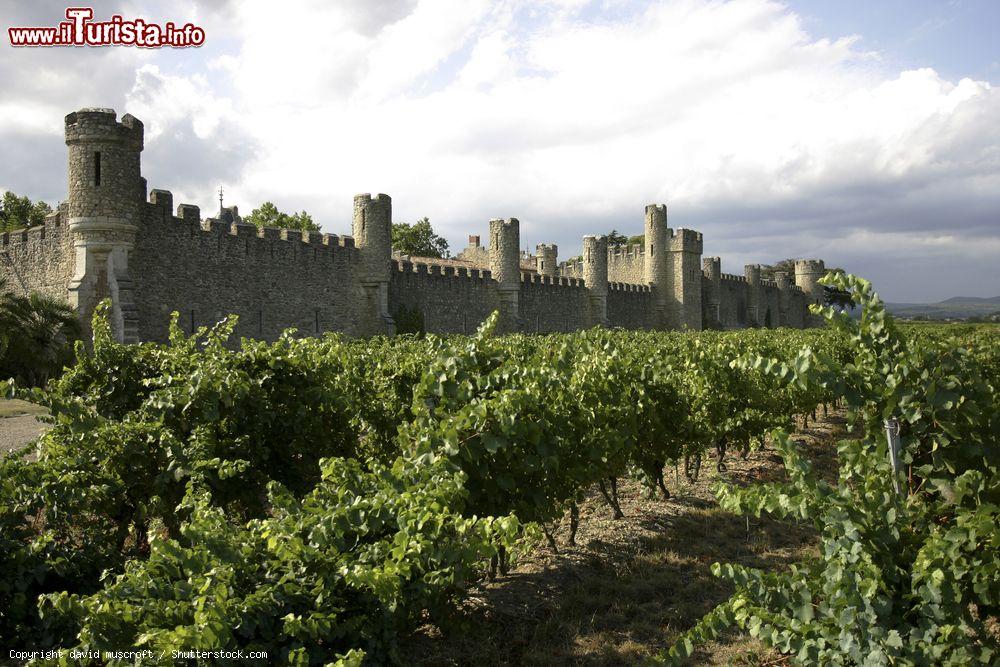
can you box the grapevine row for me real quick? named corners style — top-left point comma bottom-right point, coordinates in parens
top-left (1, 272), bottom-right (995, 664)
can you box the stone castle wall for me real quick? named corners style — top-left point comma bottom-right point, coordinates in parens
top-left (388, 260), bottom-right (498, 334)
top-left (519, 274), bottom-right (590, 333)
top-left (133, 194), bottom-right (363, 342)
top-left (0, 207), bottom-right (75, 303)
top-left (0, 107), bottom-right (828, 343)
top-left (608, 247), bottom-right (645, 284)
top-left (607, 282), bottom-right (653, 329)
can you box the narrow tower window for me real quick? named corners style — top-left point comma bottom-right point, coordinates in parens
top-left (94, 151), bottom-right (101, 186)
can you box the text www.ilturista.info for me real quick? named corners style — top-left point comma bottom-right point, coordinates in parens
top-left (8, 7), bottom-right (204, 48)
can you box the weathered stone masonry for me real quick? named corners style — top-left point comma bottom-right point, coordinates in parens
top-left (0, 108), bottom-right (825, 342)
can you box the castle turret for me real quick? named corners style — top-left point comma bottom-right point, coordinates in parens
top-left (643, 204), bottom-right (670, 329)
top-left (353, 193), bottom-right (394, 335)
top-left (702, 256), bottom-right (721, 327)
top-left (774, 270), bottom-right (791, 327)
top-left (65, 108), bottom-right (145, 342)
top-left (536, 243), bottom-right (558, 279)
top-left (489, 217), bottom-right (521, 332)
top-left (671, 229), bottom-right (703, 330)
top-left (582, 235), bottom-right (609, 326)
top-left (795, 259), bottom-right (826, 326)
top-left (744, 263), bottom-right (762, 326)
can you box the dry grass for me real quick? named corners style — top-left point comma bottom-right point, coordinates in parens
top-left (402, 411), bottom-right (847, 666)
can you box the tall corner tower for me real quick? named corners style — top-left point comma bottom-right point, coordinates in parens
top-left (643, 203), bottom-right (670, 329)
top-left (489, 217), bottom-right (521, 332)
top-left (353, 193), bottom-right (395, 335)
top-left (582, 234), bottom-right (609, 327)
top-left (64, 108), bottom-right (144, 342)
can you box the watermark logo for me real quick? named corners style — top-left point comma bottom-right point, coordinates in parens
top-left (8, 7), bottom-right (205, 48)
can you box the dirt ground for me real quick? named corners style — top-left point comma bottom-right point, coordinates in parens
top-left (403, 410), bottom-right (846, 666)
top-left (0, 398), bottom-right (48, 457)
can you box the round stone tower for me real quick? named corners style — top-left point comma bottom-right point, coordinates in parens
top-left (774, 270), bottom-right (791, 327)
top-left (744, 263), bottom-right (762, 326)
top-left (794, 259), bottom-right (826, 301)
top-left (353, 193), bottom-right (395, 335)
top-left (536, 243), bottom-right (558, 279)
top-left (489, 217), bottom-right (521, 332)
top-left (643, 203), bottom-right (670, 328)
top-left (703, 256), bottom-right (721, 326)
top-left (64, 108), bottom-right (145, 342)
top-left (489, 218), bottom-right (520, 288)
top-left (583, 235), bottom-right (609, 326)
top-left (795, 258), bottom-right (826, 327)
top-left (66, 108), bottom-right (144, 221)
top-left (353, 193), bottom-right (392, 280)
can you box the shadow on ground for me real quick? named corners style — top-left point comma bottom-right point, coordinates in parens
top-left (402, 411), bottom-right (846, 666)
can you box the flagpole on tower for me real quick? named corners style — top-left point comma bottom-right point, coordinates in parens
top-left (218, 185), bottom-right (224, 215)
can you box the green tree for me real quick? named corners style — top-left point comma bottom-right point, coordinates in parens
top-left (606, 229), bottom-right (628, 248)
top-left (244, 201), bottom-right (319, 232)
top-left (627, 234), bottom-right (644, 246)
top-left (392, 217), bottom-right (450, 258)
top-left (1, 191), bottom-right (52, 233)
top-left (759, 258), bottom-right (796, 281)
top-left (823, 284), bottom-right (855, 311)
top-left (0, 278), bottom-right (81, 386)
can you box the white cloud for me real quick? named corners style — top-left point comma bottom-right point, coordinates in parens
top-left (0, 0), bottom-right (996, 300)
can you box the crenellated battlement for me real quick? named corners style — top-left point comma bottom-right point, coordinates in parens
top-left (139, 200), bottom-right (361, 272)
top-left (669, 228), bottom-right (703, 253)
top-left (520, 271), bottom-right (586, 289)
top-left (703, 256), bottom-right (721, 280)
top-left (721, 272), bottom-right (747, 284)
top-left (609, 281), bottom-right (651, 293)
top-left (1, 206), bottom-right (66, 248)
top-left (390, 257), bottom-right (498, 302)
top-left (355, 192), bottom-right (391, 207)
top-left (794, 259), bottom-right (825, 273)
top-left (609, 245), bottom-right (644, 259)
top-left (65, 108), bottom-right (143, 149)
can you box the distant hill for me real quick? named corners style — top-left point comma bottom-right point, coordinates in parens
top-left (883, 296), bottom-right (1000, 320)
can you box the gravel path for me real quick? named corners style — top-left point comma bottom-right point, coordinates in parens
top-left (0, 414), bottom-right (47, 457)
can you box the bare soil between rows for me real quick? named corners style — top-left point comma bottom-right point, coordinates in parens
top-left (403, 410), bottom-right (847, 666)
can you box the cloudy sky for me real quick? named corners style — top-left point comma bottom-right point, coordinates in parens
top-left (1, 0), bottom-right (997, 302)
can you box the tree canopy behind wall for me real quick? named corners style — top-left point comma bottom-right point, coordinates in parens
top-left (392, 218), bottom-right (450, 258)
top-left (0, 191), bottom-right (52, 233)
top-left (244, 202), bottom-right (319, 232)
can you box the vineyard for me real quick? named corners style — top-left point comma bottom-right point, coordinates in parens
top-left (2, 273), bottom-right (998, 665)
